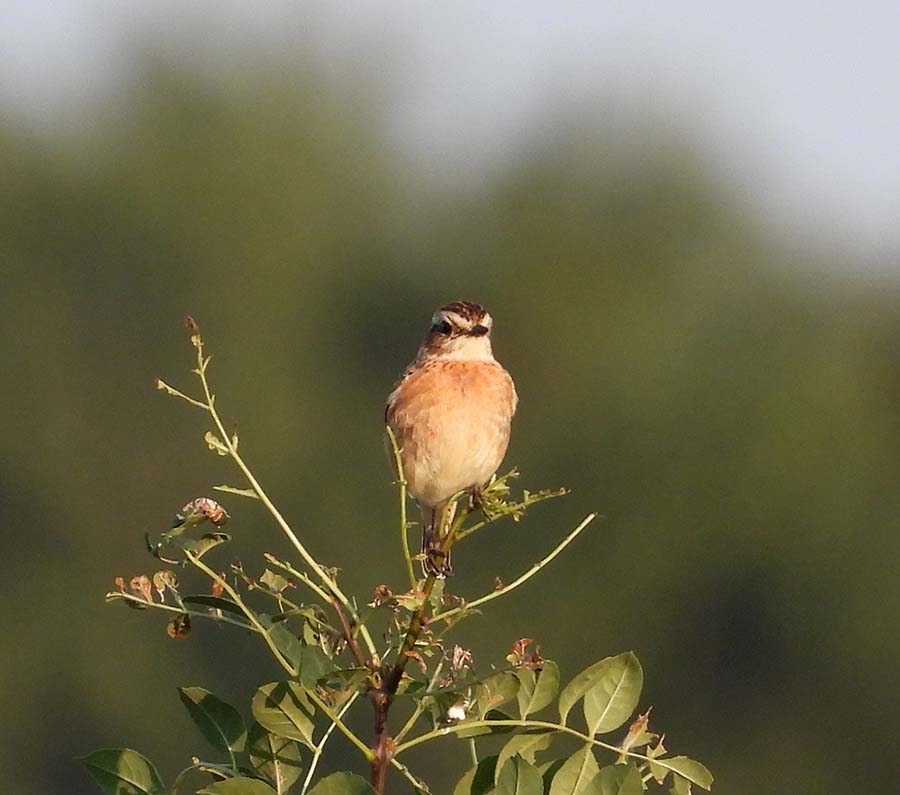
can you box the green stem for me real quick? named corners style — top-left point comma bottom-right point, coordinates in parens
top-left (455, 489), bottom-right (568, 541)
top-left (263, 554), bottom-right (335, 604)
top-left (394, 718), bottom-right (655, 769)
top-left (396, 717), bottom-right (697, 781)
top-left (185, 550), bottom-right (294, 674)
top-left (386, 425), bottom-right (416, 590)
top-left (389, 758), bottom-right (431, 792)
top-left (191, 334), bottom-right (377, 659)
top-left (106, 592), bottom-right (257, 632)
top-left (393, 653), bottom-right (446, 745)
top-left (433, 513), bottom-right (596, 624)
top-left (304, 688), bottom-right (375, 762)
top-left (300, 692), bottom-right (361, 795)
top-left (468, 738), bottom-right (479, 767)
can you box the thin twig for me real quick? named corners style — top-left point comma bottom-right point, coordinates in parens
top-left (263, 554), bottom-right (334, 604)
top-left (303, 688), bottom-right (375, 761)
top-left (392, 715), bottom-right (709, 789)
top-left (393, 653), bottom-right (446, 745)
top-left (189, 332), bottom-right (377, 659)
top-left (332, 596), bottom-right (368, 668)
top-left (389, 757), bottom-right (431, 793)
top-left (300, 692), bottom-right (361, 795)
top-left (433, 513), bottom-right (596, 624)
top-left (386, 425), bottom-right (416, 590)
top-left (105, 592), bottom-right (257, 632)
top-left (185, 550), bottom-right (295, 674)
top-left (455, 488), bottom-right (568, 541)
top-left (154, 377), bottom-right (209, 410)
top-left (187, 550), bottom-right (373, 760)
top-left (394, 717), bottom-right (670, 773)
top-left (468, 738), bottom-right (479, 767)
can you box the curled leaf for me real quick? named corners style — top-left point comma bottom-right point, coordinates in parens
top-left (152, 571), bottom-right (178, 601)
top-left (166, 613), bottom-right (191, 638)
top-left (404, 649), bottom-right (428, 674)
top-left (128, 576), bottom-right (153, 603)
top-left (260, 569), bottom-right (291, 594)
top-left (184, 532), bottom-right (231, 558)
top-left (172, 497), bottom-right (229, 529)
top-left (204, 432), bottom-right (229, 456)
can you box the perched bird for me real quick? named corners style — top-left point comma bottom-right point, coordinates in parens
top-left (386, 301), bottom-right (517, 576)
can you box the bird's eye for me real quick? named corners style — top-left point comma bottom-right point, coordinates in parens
top-left (433, 320), bottom-right (453, 335)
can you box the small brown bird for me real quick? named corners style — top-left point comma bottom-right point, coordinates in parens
top-left (386, 301), bottom-right (517, 576)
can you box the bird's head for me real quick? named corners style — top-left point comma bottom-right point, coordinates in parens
top-left (419, 301), bottom-right (495, 361)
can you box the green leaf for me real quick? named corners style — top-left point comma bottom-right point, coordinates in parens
top-left (182, 595), bottom-right (247, 617)
top-left (184, 532), bottom-right (232, 558)
top-left (594, 764), bottom-right (643, 795)
top-left (260, 617), bottom-right (336, 686)
top-left (453, 756), bottom-right (498, 795)
top-left (496, 734), bottom-right (553, 783)
top-left (178, 687), bottom-right (247, 754)
top-left (475, 671), bottom-right (520, 716)
top-left (582, 652), bottom-right (642, 735)
top-left (198, 778), bottom-right (278, 795)
top-left (213, 484), bottom-right (260, 499)
top-left (651, 757), bottom-right (713, 790)
top-left (247, 722), bottom-right (304, 793)
top-left (517, 661), bottom-right (560, 718)
top-left (262, 619), bottom-right (304, 671)
top-left (260, 569), bottom-right (291, 593)
top-left (297, 645), bottom-right (337, 688)
top-left (306, 772), bottom-right (377, 794)
top-left (539, 759), bottom-right (566, 792)
top-left (669, 774), bottom-right (692, 795)
top-left (548, 746), bottom-right (599, 795)
top-left (80, 748), bottom-right (165, 795)
top-left (557, 652), bottom-right (642, 732)
top-left (496, 756), bottom-right (544, 795)
top-left (251, 681), bottom-right (316, 748)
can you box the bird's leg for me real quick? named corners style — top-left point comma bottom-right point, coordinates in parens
top-left (469, 482), bottom-right (486, 512)
top-left (421, 504), bottom-right (454, 578)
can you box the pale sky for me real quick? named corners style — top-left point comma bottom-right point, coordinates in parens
top-left (2, 1), bottom-right (899, 270)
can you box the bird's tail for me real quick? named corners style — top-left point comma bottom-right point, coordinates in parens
top-left (421, 502), bottom-right (456, 578)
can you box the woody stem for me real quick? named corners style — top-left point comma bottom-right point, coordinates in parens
top-left (369, 500), bottom-right (469, 793)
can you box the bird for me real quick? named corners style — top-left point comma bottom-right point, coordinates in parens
top-left (386, 301), bottom-right (518, 577)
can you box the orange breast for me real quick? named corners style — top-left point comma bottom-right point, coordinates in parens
top-left (386, 360), bottom-right (516, 506)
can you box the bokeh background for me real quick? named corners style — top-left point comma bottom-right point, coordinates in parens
top-left (3, 2), bottom-right (900, 793)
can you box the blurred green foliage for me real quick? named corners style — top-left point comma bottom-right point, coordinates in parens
top-left (2, 54), bottom-right (899, 794)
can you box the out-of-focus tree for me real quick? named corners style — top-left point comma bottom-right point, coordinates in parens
top-left (1, 53), bottom-right (899, 795)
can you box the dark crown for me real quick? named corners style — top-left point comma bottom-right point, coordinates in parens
top-left (440, 301), bottom-right (487, 323)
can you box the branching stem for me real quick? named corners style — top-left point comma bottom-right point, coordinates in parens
top-left (185, 550), bottom-right (295, 673)
top-left (395, 717), bottom-right (671, 773)
top-left (105, 592), bottom-right (257, 632)
top-left (434, 513), bottom-right (596, 624)
top-left (300, 692), bottom-right (361, 795)
top-left (189, 333), bottom-right (378, 660)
